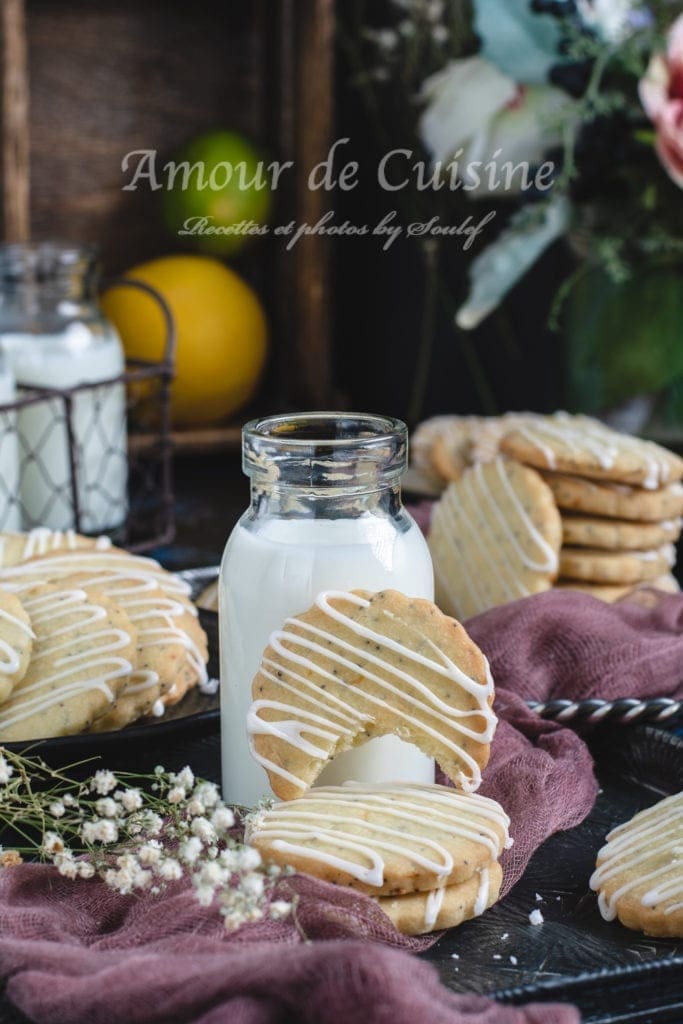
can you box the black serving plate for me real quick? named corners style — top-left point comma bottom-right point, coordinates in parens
top-left (422, 726), bottom-right (683, 1024)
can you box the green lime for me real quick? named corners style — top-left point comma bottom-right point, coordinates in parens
top-left (162, 130), bottom-right (272, 256)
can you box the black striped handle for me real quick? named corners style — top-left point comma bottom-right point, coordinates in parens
top-left (527, 697), bottom-right (683, 725)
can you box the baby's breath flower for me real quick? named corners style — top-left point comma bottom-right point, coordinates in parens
top-left (194, 782), bottom-right (220, 808)
top-left (62, 794), bottom-right (77, 808)
top-left (42, 831), bottom-right (65, 855)
top-left (179, 836), bottom-right (203, 865)
top-left (117, 788), bottom-right (143, 813)
top-left (237, 848), bottom-right (261, 872)
top-left (95, 797), bottom-right (118, 819)
top-left (81, 819), bottom-right (119, 844)
top-left (269, 900), bottom-right (293, 920)
top-left (242, 873), bottom-right (265, 899)
top-left (190, 817), bottom-right (215, 843)
top-left (158, 858), bottom-right (183, 881)
top-left (142, 811), bottom-right (163, 836)
top-left (195, 884), bottom-right (215, 907)
top-left (210, 807), bottom-right (235, 833)
top-left (168, 786), bottom-right (186, 805)
top-left (137, 840), bottom-right (162, 866)
top-left (0, 755), bottom-right (13, 785)
top-left (219, 849), bottom-right (238, 871)
top-left (185, 797), bottom-right (205, 817)
top-left (173, 766), bottom-right (195, 790)
top-left (91, 770), bottom-right (117, 795)
top-left (49, 800), bottom-right (65, 818)
top-left (78, 862), bottom-right (95, 880)
top-left (197, 861), bottom-right (227, 887)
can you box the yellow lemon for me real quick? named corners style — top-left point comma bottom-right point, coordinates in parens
top-left (102, 255), bottom-right (268, 427)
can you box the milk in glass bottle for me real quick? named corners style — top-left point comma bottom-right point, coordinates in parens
top-left (219, 412), bottom-right (435, 807)
top-left (0, 243), bottom-right (127, 532)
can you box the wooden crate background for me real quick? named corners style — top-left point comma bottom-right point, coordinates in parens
top-left (0, 0), bottom-right (335, 445)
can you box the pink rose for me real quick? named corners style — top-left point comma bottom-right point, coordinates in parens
top-left (639, 14), bottom-right (683, 188)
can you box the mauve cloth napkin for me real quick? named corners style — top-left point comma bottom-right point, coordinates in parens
top-left (1, 590), bottom-right (682, 1024)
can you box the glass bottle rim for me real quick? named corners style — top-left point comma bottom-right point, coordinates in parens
top-left (242, 411), bottom-right (408, 490)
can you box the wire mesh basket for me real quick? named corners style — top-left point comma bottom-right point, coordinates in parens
top-left (0, 279), bottom-right (175, 552)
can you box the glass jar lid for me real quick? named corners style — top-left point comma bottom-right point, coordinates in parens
top-left (243, 412), bottom-right (408, 491)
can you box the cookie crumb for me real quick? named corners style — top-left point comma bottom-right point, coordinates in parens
top-left (528, 909), bottom-right (544, 926)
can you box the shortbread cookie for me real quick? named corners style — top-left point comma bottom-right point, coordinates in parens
top-left (431, 417), bottom-right (486, 483)
top-left (501, 413), bottom-right (683, 489)
top-left (0, 547), bottom-right (191, 601)
top-left (541, 473), bottom-right (683, 523)
top-left (559, 545), bottom-right (675, 584)
top-left (411, 416), bottom-right (460, 488)
top-left (428, 457), bottom-right (561, 620)
top-left (0, 584), bottom-right (137, 740)
top-left (247, 783), bottom-right (511, 896)
top-left (556, 574), bottom-right (680, 603)
top-left (0, 529), bottom-right (110, 568)
top-left (379, 860), bottom-right (503, 935)
top-left (561, 514), bottom-right (682, 551)
top-left (43, 574), bottom-right (210, 731)
top-left (248, 590), bottom-right (497, 800)
top-left (0, 591), bottom-right (34, 702)
top-left (590, 791), bottom-right (683, 938)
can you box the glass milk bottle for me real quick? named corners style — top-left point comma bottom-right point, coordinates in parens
top-left (0, 349), bottom-right (20, 530)
top-left (219, 412), bottom-right (435, 808)
top-left (0, 243), bottom-right (127, 533)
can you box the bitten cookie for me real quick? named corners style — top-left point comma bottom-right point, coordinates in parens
top-left (428, 457), bottom-right (561, 620)
top-left (379, 860), bottom-right (503, 935)
top-left (590, 791), bottom-right (683, 938)
top-left (248, 590), bottom-right (497, 800)
top-left (0, 590), bottom-right (34, 702)
top-left (540, 473), bottom-right (683, 523)
top-left (501, 413), bottom-right (683, 490)
top-left (0, 583), bottom-right (137, 740)
top-left (561, 514), bottom-right (682, 551)
top-left (0, 529), bottom-right (110, 568)
top-left (559, 545), bottom-right (675, 584)
top-left (247, 783), bottom-right (511, 896)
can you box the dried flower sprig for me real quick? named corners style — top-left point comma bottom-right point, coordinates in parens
top-left (0, 748), bottom-right (294, 931)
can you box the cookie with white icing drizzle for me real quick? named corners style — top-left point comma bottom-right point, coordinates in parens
top-left (590, 791), bottom-right (683, 938)
top-left (561, 514), bottom-right (682, 552)
top-left (0, 590), bottom-right (34, 702)
top-left (0, 547), bottom-right (191, 601)
top-left (501, 413), bottom-right (683, 490)
top-left (0, 529), bottom-right (111, 569)
top-left (247, 782), bottom-right (511, 897)
top-left (540, 472), bottom-right (683, 523)
top-left (559, 544), bottom-right (675, 585)
top-left (556, 573), bottom-right (680, 603)
top-left (248, 590), bottom-right (497, 801)
top-left (379, 860), bottom-right (503, 935)
top-left (428, 457), bottom-right (561, 620)
top-left (38, 574), bottom-right (209, 731)
top-left (0, 583), bottom-right (137, 740)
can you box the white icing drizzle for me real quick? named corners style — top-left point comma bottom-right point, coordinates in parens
top-left (514, 413), bottom-right (678, 490)
top-left (0, 588), bottom-right (133, 732)
top-left (0, 602), bottom-right (34, 675)
top-left (590, 792), bottom-right (683, 920)
top-left (0, 551), bottom-right (191, 599)
top-left (474, 866), bottom-right (491, 917)
top-left (247, 591), bottom-right (496, 794)
top-left (424, 885), bottom-right (446, 929)
top-left (250, 783), bottom-right (510, 892)
top-left (0, 529), bottom-right (112, 568)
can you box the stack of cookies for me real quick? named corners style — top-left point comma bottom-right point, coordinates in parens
top-left (246, 588), bottom-right (511, 934)
top-left (500, 414), bottom-right (683, 603)
top-left (0, 528), bottom-right (209, 740)
top-left (415, 412), bottom-right (682, 614)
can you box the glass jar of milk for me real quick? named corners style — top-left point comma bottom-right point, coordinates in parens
top-left (220, 412), bottom-right (435, 807)
top-left (0, 243), bottom-right (127, 533)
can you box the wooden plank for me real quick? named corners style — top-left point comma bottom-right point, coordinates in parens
top-left (1, 0), bottom-right (30, 240)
